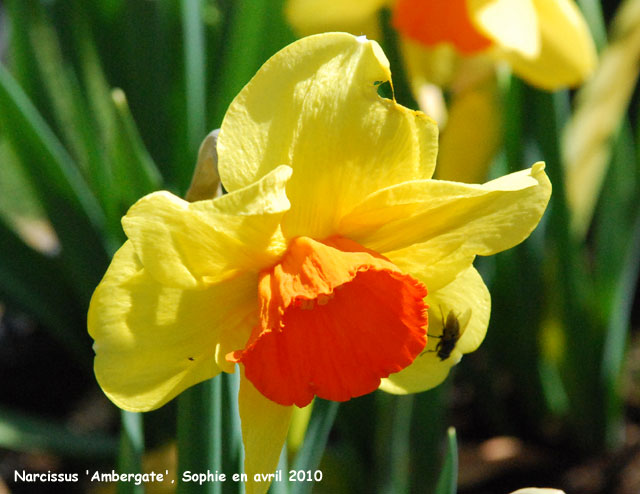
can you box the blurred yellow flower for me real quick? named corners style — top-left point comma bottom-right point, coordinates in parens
top-left (286, 0), bottom-right (597, 184)
top-left (287, 0), bottom-right (597, 90)
top-left (395, 0), bottom-right (597, 89)
top-left (89, 33), bottom-right (551, 493)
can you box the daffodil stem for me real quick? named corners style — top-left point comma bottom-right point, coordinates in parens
top-left (222, 371), bottom-right (243, 485)
top-left (290, 398), bottom-right (339, 494)
top-left (409, 384), bottom-right (450, 491)
top-left (271, 445), bottom-right (290, 494)
top-left (376, 393), bottom-right (415, 494)
top-left (177, 377), bottom-right (222, 494)
top-left (116, 410), bottom-right (144, 494)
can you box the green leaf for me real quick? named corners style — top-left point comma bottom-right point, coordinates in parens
top-left (210, 0), bottom-right (274, 127)
top-left (0, 218), bottom-right (90, 366)
top-left (530, 88), bottom-right (604, 449)
top-left (110, 89), bottom-right (164, 209)
top-left (0, 405), bottom-right (117, 460)
top-left (69, 11), bottom-right (162, 228)
top-left (593, 121), bottom-right (640, 448)
top-left (180, 0), bottom-right (208, 188)
top-left (0, 63), bottom-right (112, 297)
top-left (434, 428), bottom-right (458, 494)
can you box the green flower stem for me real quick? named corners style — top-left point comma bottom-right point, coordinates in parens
top-left (117, 411), bottom-right (144, 494)
top-left (375, 393), bottom-right (414, 494)
top-left (409, 383), bottom-right (450, 493)
top-left (271, 445), bottom-right (290, 494)
top-left (290, 398), bottom-right (339, 494)
top-left (177, 377), bottom-right (222, 494)
top-left (221, 371), bottom-right (243, 490)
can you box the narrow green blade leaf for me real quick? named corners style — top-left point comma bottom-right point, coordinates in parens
top-left (180, 0), bottom-right (208, 189)
top-left (434, 428), bottom-right (458, 494)
top-left (210, 0), bottom-right (271, 127)
top-left (0, 405), bottom-right (117, 460)
top-left (0, 218), bottom-right (90, 365)
top-left (0, 64), bottom-right (105, 234)
top-left (0, 64), bottom-right (112, 296)
top-left (111, 89), bottom-right (163, 204)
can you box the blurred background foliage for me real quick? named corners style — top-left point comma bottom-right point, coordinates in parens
top-left (0, 0), bottom-right (639, 493)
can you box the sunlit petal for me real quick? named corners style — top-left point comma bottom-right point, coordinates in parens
top-left (380, 266), bottom-right (490, 393)
top-left (88, 242), bottom-right (257, 411)
top-left (239, 373), bottom-right (293, 494)
top-left (339, 163), bottom-right (551, 256)
top-left (122, 166), bottom-right (291, 289)
top-left (217, 33), bottom-right (438, 240)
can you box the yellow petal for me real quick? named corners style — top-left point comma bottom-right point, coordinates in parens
top-left (285, 0), bottom-right (387, 38)
top-left (239, 372), bottom-right (293, 494)
top-left (380, 266), bottom-right (490, 394)
top-left (88, 242), bottom-right (257, 411)
top-left (436, 76), bottom-right (502, 183)
top-left (339, 162), bottom-right (551, 256)
top-left (386, 243), bottom-right (476, 294)
top-left (500, 0), bottom-right (597, 89)
top-left (468, 0), bottom-right (540, 58)
top-left (122, 166), bottom-right (291, 289)
top-left (217, 33), bottom-right (438, 241)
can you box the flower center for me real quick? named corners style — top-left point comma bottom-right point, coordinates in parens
top-left (227, 236), bottom-right (428, 407)
top-left (393, 0), bottom-right (492, 54)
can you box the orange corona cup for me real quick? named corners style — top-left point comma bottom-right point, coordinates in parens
top-left (228, 236), bottom-right (429, 407)
top-left (393, 0), bottom-right (492, 54)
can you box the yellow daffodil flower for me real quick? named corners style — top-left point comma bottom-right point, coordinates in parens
top-left (88, 33), bottom-right (551, 493)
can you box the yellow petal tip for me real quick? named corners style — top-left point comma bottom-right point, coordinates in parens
top-left (531, 161), bottom-right (546, 174)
